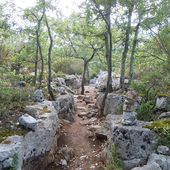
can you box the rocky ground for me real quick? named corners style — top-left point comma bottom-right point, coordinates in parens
top-left (46, 86), bottom-right (106, 170)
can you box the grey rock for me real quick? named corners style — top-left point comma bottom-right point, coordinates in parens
top-left (22, 101), bottom-right (59, 161)
top-left (157, 145), bottom-right (170, 155)
top-left (18, 114), bottom-right (38, 130)
top-left (54, 77), bottom-right (66, 86)
top-left (96, 93), bottom-right (123, 116)
top-left (131, 162), bottom-right (161, 170)
top-left (59, 147), bottom-right (74, 162)
top-left (24, 107), bottom-right (38, 118)
top-left (158, 112), bottom-right (170, 119)
top-left (33, 89), bottom-right (45, 102)
top-left (123, 159), bottom-right (143, 170)
top-left (0, 136), bottom-right (23, 170)
top-left (54, 94), bottom-right (75, 121)
top-left (110, 122), bottom-right (157, 161)
top-left (65, 74), bottom-right (81, 89)
top-left (122, 112), bottom-right (137, 126)
top-left (156, 97), bottom-right (168, 110)
top-left (3, 157), bottom-right (13, 168)
top-left (54, 86), bottom-right (68, 95)
top-left (89, 77), bottom-right (97, 85)
top-left (148, 153), bottom-right (170, 170)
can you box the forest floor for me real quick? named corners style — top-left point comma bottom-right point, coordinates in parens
top-left (46, 86), bottom-right (106, 170)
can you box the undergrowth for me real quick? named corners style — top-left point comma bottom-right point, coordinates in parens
top-left (105, 145), bottom-right (123, 170)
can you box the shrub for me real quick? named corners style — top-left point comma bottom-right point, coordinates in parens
top-left (137, 102), bottom-right (155, 121)
top-left (105, 145), bottom-right (123, 170)
top-left (0, 87), bottom-right (31, 115)
top-left (144, 119), bottom-right (170, 147)
top-left (53, 57), bottom-right (83, 75)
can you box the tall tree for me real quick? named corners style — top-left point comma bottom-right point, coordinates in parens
top-left (120, 1), bottom-right (134, 91)
top-left (91, 0), bottom-right (115, 114)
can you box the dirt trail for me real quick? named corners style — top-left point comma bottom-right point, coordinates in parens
top-left (46, 86), bottom-right (105, 170)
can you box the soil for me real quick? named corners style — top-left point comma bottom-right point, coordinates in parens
top-left (46, 86), bottom-right (106, 170)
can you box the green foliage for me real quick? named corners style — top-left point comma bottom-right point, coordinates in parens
top-left (0, 87), bottom-right (31, 115)
top-left (53, 57), bottom-right (83, 75)
top-left (145, 119), bottom-right (170, 147)
top-left (136, 102), bottom-right (155, 121)
top-left (10, 153), bottom-right (18, 170)
top-left (105, 145), bottom-right (123, 170)
top-left (131, 71), bottom-right (170, 121)
top-left (0, 129), bottom-right (28, 143)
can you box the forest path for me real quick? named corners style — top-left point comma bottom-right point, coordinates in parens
top-left (46, 86), bottom-right (105, 170)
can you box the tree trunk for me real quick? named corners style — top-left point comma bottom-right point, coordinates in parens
top-left (101, 6), bottom-right (113, 115)
top-left (34, 40), bottom-right (39, 86)
top-left (128, 17), bottom-right (141, 87)
top-left (45, 15), bottom-right (55, 100)
top-left (81, 60), bottom-right (88, 95)
top-left (86, 63), bottom-right (90, 84)
top-left (120, 6), bottom-right (133, 92)
top-left (36, 30), bottom-right (44, 88)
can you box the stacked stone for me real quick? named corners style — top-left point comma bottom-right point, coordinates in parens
top-left (122, 90), bottom-right (138, 126)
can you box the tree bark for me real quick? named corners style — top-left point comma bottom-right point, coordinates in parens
top-left (101, 6), bottom-right (113, 115)
top-left (128, 17), bottom-right (141, 87)
top-left (120, 5), bottom-right (133, 92)
top-left (81, 60), bottom-right (88, 95)
top-left (34, 38), bottom-right (39, 86)
top-left (45, 15), bottom-right (55, 100)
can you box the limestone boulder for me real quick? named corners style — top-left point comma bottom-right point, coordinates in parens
top-left (147, 153), bottom-right (170, 170)
top-left (54, 77), bottom-right (66, 86)
top-left (110, 122), bottom-right (157, 161)
top-left (0, 136), bottom-right (23, 170)
top-left (65, 74), bottom-right (81, 89)
top-left (33, 89), bottom-right (45, 102)
top-left (96, 93), bottom-right (123, 116)
top-left (53, 94), bottom-right (75, 121)
top-left (18, 114), bottom-right (38, 130)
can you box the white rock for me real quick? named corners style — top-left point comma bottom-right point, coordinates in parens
top-left (157, 145), bottom-right (170, 155)
top-left (18, 114), bottom-right (38, 130)
top-left (156, 97), bottom-right (167, 109)
top-left (60, 159), bottom-right (67, 166)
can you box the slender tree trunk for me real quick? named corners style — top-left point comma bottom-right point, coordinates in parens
top-left (101, 6), bottom-right (113, 115)
top-left (45, 15), bottom-right (55, 100)
top-left (37, 30), bottom-right (44, 88)
top-left (86, 63), bottom-right (90, 84)
top-left (120, 6), bottom-right (133, 92)
top-left (128, 17), bottom-right (141, 87)
top-left (81, 60), bottom-right (88, 95)
top-left (34, 41), bottom-right (39, 86)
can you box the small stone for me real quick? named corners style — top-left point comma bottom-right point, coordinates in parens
top-left (90, 165), bottom-right (96, 169)
top-left (33, 89), bottom-right (45, 102)
top-left (78, 112), bottom-right (88, 118)
top-left (158, 112), bottom-right (170, 119)
top-left (88, 125), bottom-right (102, 132)
top-left (18, 114), bottom-right (38, 130)
top-left (156, 97), bottom-right (168, 110)
top-left (80, 155), bottom-right (88, 161)
top-left (157, 145), bottom-right (170, 155)
top-left (60, 159), bottom-right (67, 166)
top-left (122, 111), bottom-right (137, 126)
